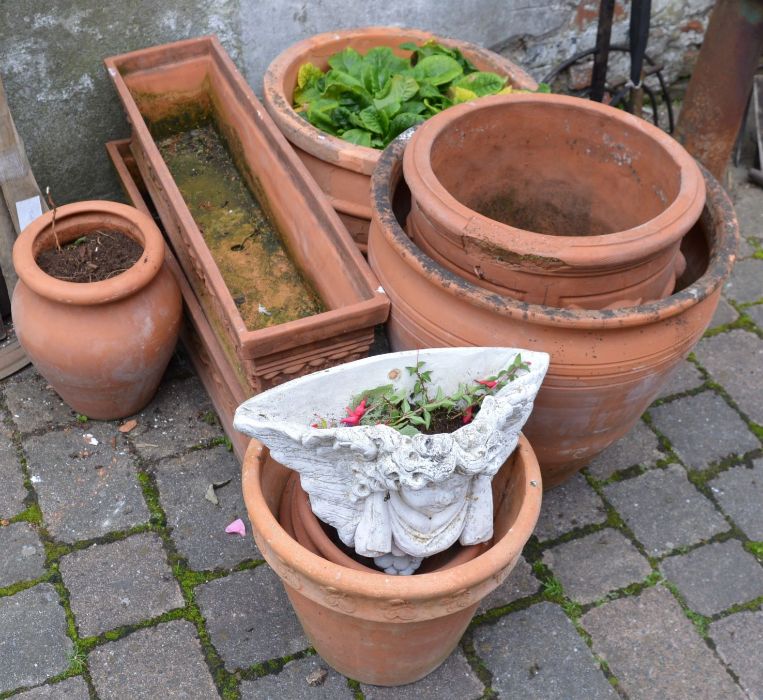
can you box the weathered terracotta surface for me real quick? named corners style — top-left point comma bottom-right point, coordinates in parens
top-left (12, 201), bottom-right (182, 420)
top-left (242, 436), bottom-right (541, 686)
top-left (105, 36), bottom-right (389, 396)
top-left (263, 27), bottom-right (537, 250)
top-left (280, 472), bottom-right (488, 575)
top-left (404, 94), bottom-right (706, 309)
top-left (368, 134), bottom-right (738, 488)
top-left (106, 139), bottom-right (250, 460)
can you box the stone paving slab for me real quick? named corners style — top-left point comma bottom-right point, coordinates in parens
top-left (477, 555), bottom-right (540, 614)
top-left (0, 429), bottom-right (26, 519)
top-left (88, 620), bottom-right (220, 700)
top-left (542, 529), bottom-right (652, 604)
top-left (9, 677), bottom-right (90, 699)
top-left (3, 368), bottom-right (79, 433)
top-left (361, 649), bottom-right (483, 699)
top-left (709, 611), bottom-right (763, 699)
top-left (473, 601), bottom-right (615, 699)
top-left (0, 583), bottom-right (72, 694)
top-left (746, 302), bottom-right (763, 328)
top-left (649, 392), bottom-right (759, 470)
top-left (660, 540), bottom-right (763, 616)
top-left (59, 533), bottom-right (184, 637)
top-left (532, 474), bottom-right (607, 542)
top-left (709, 297), bottom-right (738, 328)
top-left (196, 566), bottom-right (308, 670)
top-left (603, 464), bottom-right (729, 556)
top-left (240, 657), bottom-right (353, 700)
top-left (581, 586), bottom-right (744, 700)
top-left (0, 522), bottom-right (46, 588)
top-left (710, 458), bottom-right (763, 540)
top-left (694, 329), bottom-right (763, 424)
top-left (585, 422), bottom-right (662, 481)
top-left (654, 360), bottom-right (704, 400)
top-left (154, 445), bottom-right (260, 571)
top-left (23, 425), bottom-right (149, 543)
top-left (723, 258), bottom-right (763, 303)
top-left (129, 377), bottom-right (224, 461)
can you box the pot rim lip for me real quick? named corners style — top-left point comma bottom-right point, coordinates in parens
top-left (371, 130), bottom-right (738, 330)
top-left (242, 434), bottom-right (542, 601)
top-left (12, 200), bottom-right (165, 306)
top-left (403, 93), bottom-right (707, 264)
top-left (262, 26), bottom-right (538, 177)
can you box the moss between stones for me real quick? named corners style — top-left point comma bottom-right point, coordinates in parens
top-left (745, 541), bottom-right (763, 560)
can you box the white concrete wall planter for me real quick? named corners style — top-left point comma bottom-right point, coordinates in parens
top-left (234, 346), bottom-right (548, 573)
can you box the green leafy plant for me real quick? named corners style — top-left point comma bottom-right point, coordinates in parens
top-left (312, 353), bottom-right (530, 436)
top-left (294, 40), bottom-right (549, 149)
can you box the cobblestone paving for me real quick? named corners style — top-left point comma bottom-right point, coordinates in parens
top-left (1, 180), bottom-right (762, 699)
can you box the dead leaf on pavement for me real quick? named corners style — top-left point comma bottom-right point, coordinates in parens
top-left (118, 419), bottom-right (138, 433)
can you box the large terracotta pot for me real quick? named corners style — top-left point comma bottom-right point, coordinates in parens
top-left (368, 133), bottom-right (738, 488)
top-left (105, 37), bottom-right (389, 396)
top-left (403, 93), bottom-right (706, 309)
top-left (263, 27), bottom-right (537, 251)
top-left (12, 201), bottom-right (182, 420)
top-left (242, 436), bottom-right (541, 686)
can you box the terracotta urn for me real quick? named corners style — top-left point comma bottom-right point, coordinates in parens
top-left (12, 201), bottom-right (182, 420)
top-left (241, 435), bottom-right (542, 685)
top-left (262, 26), bottom-right (537, 251)
top-left (234, 346), bottom-right (548, 574)
top-left (403, 93), bottom-right (706, 309)
top-left (367, 131), bottom-right (738, 488)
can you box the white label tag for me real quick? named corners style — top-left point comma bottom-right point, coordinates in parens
top-left (15, 195), bottom-right (43, 231)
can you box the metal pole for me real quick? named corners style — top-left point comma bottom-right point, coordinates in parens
top-left (590, 0), bottom-right (616, 102)
top-left (674, 0), bottom-right (763, 180)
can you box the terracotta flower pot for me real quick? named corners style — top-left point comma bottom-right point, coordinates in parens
top-left (280, 472), bottom-right (488, 575)
top-left (12, 201), bottom-right (182, 420)
top-left (263, 27), bottom-right (537, 251)
top-left (105, 37), bottom-right (389, 396)
top-left (368, 132), bottom-right (738, 488)
top-left (403, 93), bottom-right (706, 309)
top-left (242, 436), bottom-right (541, 686)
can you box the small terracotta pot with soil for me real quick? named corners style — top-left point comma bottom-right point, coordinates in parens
top-left (368, 132), bottom-right (737, 487)
top-left (403, 93), bottom-right (706, 309)
top-left (263, 27), bottom-right (537, 251)
top-left (242, 436), bottom-right (541, 686)
top-left (12, 201), bottom-right (182, 419)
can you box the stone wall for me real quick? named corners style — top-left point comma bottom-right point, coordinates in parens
top-left (0, 0), bottom-right (711, 204)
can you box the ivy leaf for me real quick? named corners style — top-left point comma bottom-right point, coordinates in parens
top-left (341, 128), bottom-right (372, 147)
top-left (412, 55), bottom-right (463, 86)
top-left (449, 86), bottom-right (478, 104)
top-left (297, 62), bottom-right (324, 89)
top-left (328, 47), bottom-right (364, 78)
top-left (389, 112), bottom-right (425, 137)
top-left (452, 71), bottom-right (507, 96)
top-left (358, 106), bottom-right (387, 135)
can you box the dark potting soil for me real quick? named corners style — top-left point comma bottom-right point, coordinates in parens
top-left (422, 406), bottom-right (474, 434)
top-left (36, 230), bottom-right (143, 283)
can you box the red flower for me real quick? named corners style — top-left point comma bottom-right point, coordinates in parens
top-left (341, 399), bottom-right (367, 426)
top-left (463, 405), bottom-right (474, 424)
top-left (477, 379), bottom-right (498, 389)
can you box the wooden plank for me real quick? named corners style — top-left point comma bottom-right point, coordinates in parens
top-left (0, 76), bottom-right (47, 235)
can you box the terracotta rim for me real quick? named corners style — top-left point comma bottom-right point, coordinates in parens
top-left (403, 93), bottom-right (707, 266)
top-left (371, 129), bottom-right (738, 330)
top-left (13, 200), bottom-right (164, 306)
top-left (263, 26), bottom-right (538, 177)
top-left (242, 435), bottom-right (542, 602)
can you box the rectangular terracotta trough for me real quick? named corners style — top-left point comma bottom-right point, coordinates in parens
top-left (105, 36), bottom-right (389, 398)
top-left (106, 138), bottom-right (251, 461)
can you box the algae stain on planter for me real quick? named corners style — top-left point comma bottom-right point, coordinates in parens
top-left (156, 119), bottom-right (324, 330)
